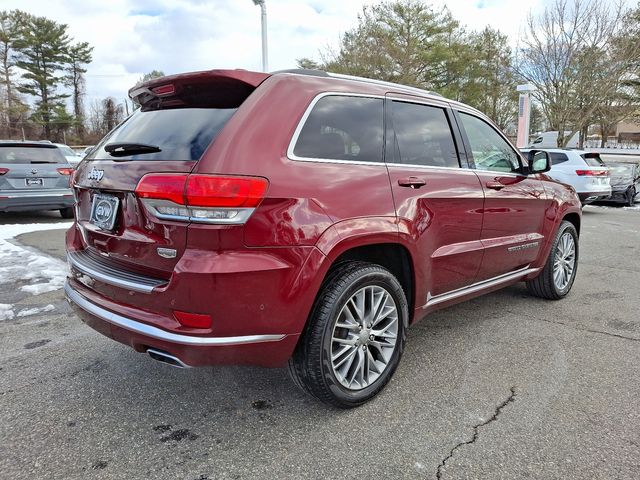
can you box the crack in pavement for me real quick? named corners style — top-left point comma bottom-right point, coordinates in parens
top-left (435, 387), bottom-right (517, 480)
top-left (532, 317), bottom-right (640, 343)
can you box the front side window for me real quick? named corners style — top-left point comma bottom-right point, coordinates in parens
top-left (292, 95), bottom-right (384, 163)
top-left (391, 101), bottom-right (459, 168)
top-left (459, 112), bottom-right (521, 173)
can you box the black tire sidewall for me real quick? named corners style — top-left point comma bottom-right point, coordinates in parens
top-left (548, 222), bottom-right (579, 297)
top-left (628, 188), bottom-right (636, 207)
top-left (318, 268), bottom-right (408, 406)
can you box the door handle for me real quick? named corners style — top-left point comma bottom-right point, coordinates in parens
top-left (398, 177), bottom-right (426, 189)
top-left (485, 181), bottom-right (506, 190)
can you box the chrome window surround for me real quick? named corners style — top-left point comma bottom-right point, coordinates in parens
top-left (286, 92), bottom-right (533, 179)
top-left (65, 280), bottom-right (287, 346)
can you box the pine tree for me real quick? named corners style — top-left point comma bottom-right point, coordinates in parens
top-left (65, 41), bottom-right (93, 138)
top-left (0, 10), bottom-right (30, 138)
top-left (14, 15), bottom-right (71, 139)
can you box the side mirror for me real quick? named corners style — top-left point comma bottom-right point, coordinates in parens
top-left (527, 150), bottom-right (551, 174)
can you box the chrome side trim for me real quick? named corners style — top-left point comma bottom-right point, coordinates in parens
top-left (0, 190), bottom-right (73, 198)
top-left (67, 250), bottom-right (167, 294)
top-left (425, 266), bottom-right (540, 308)
top-left (64, 281), bottom-right (287, 346)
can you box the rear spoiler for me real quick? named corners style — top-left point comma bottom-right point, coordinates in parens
top-left (129, 69), bottom-right (271, 109)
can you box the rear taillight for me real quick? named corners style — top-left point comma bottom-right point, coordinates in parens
top-left (575, 170), bottom-right (608, 176)
top-left (57, 167), bottom-right (74, 176)
top-left (135, 173), bottom-right (268, 224)
top-left (0, 167), bottom-right (8, 175)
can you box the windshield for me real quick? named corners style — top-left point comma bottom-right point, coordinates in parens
top-left (0, 145), bottom-right (66, 164)
top-left (88, 107), bottom-right (237, 161)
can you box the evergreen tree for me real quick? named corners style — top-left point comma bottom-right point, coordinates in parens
top-left (14, 15), bottom-right (71, 139)
top-left (0, 10), bottom-right (30, 138)
top-left (65, 41), bottom-right (92, 138)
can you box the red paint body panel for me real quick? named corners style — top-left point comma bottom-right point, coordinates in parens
top-left (65, 70), bottom-right (581, 369)
top-left (388, 166), bottom-right (485, 299)
top-left (474, 172), bottom-right (549, 281)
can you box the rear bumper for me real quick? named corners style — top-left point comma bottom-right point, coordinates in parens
top-left (64, 279), bottom-right (299, 367)
top-left (0, 189), bottom-right (74, 211)
top-left (606, 187), bottom-right (634, 203)
top-left (578, 190), bottom-right (611, 204)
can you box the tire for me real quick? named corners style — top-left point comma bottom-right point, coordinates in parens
top-left (626, 188), bottom-right (636, 207)
top-left (526, 221), bottom-right (579, 300)
top-left (288, 261), bottom-right (408, 408)
top-left (59, 207), bottom-right (74, 219)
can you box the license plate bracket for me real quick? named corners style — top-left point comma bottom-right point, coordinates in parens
top-left (25, 178), bottom-right (43, 186)
top-left (90, 194), bottom-right (119, 231)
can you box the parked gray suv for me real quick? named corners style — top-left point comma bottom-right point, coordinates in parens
top-left (0, 141), bottom-right (75, 218)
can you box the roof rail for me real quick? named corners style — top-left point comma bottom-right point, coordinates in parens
top-left (326, 72), bottom-right (443, 97)
top-left (273, 68), bottom-right (443, 98)
top-left (271, 68), bottom-right (329, 77)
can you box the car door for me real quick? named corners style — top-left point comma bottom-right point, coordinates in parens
top-left (385, 94), bottom-right (485, 301)
top-left (454, 109), bottom-right (548, 281)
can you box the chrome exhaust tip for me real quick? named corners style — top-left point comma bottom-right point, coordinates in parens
top-left (146, 348), bottom-right (191, 369)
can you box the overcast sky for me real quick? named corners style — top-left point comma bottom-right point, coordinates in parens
top-left (4, 0), bottom-right (556, 105)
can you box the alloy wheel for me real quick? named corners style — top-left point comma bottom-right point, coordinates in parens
top-left (330, 285), bottom-right (399, 390)
top-left (553, 231), bottom-right (576, 291)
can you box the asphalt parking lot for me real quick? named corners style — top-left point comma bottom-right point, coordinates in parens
top-left (1, 206), bottom-right (639, 479)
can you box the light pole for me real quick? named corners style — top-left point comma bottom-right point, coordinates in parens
top-left (516, 84), bottom-right (536, 148)
top-left (252, 0), bottom-right (268, 72)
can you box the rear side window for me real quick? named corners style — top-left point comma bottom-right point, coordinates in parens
top-left (549, 152), bottom-right (568, 165)
top-left (581, 153), bottom-right (605, 167)
top-left (88, 108), bottom-right (237, 161)
top-left (0, 145), bottom-right (66, 164)
top-left (391, 101), bottom-right (459, 168)
top-left (292, 95), bottom-right (384, 163)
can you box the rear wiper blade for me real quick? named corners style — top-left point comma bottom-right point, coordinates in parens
top-left (104, 142), bottom-right (161, 157)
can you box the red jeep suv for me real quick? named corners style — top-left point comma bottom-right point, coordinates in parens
top-left (65, 69), bottom-right (581, 407)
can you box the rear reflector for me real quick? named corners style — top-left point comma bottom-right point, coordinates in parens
top-left (0, 168), bottom-right (8, 175)
top-left (575, 170), bottom-right (608, 176)
top-left (173, 310), bottom-right (212, 329)
top-left (135, 173), bottom-right (268, 224)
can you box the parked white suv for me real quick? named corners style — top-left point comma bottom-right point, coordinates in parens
top-left (521, 149), bottom-right (610, 205)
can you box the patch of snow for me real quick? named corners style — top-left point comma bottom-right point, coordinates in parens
top-left (16, 304), bottom-right (55, 317)
top-left (0, 222), bottom-right (72, 296)
top-left (0, 303), bottom-right (15, 321)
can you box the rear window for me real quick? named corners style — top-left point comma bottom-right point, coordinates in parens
top-left (0, 145), bottom-right (66, 164)
top-left (88, 108), bottom-right (237, 161)
top-left (549, 152), bottom-right (569, 165)
top-left (581, 153), bottom-right (605, 167)
top-left (292, 95), bottom-right (384, 163)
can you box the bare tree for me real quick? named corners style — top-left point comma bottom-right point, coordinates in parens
top-left (516, 0), bottom-right (638, 147)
